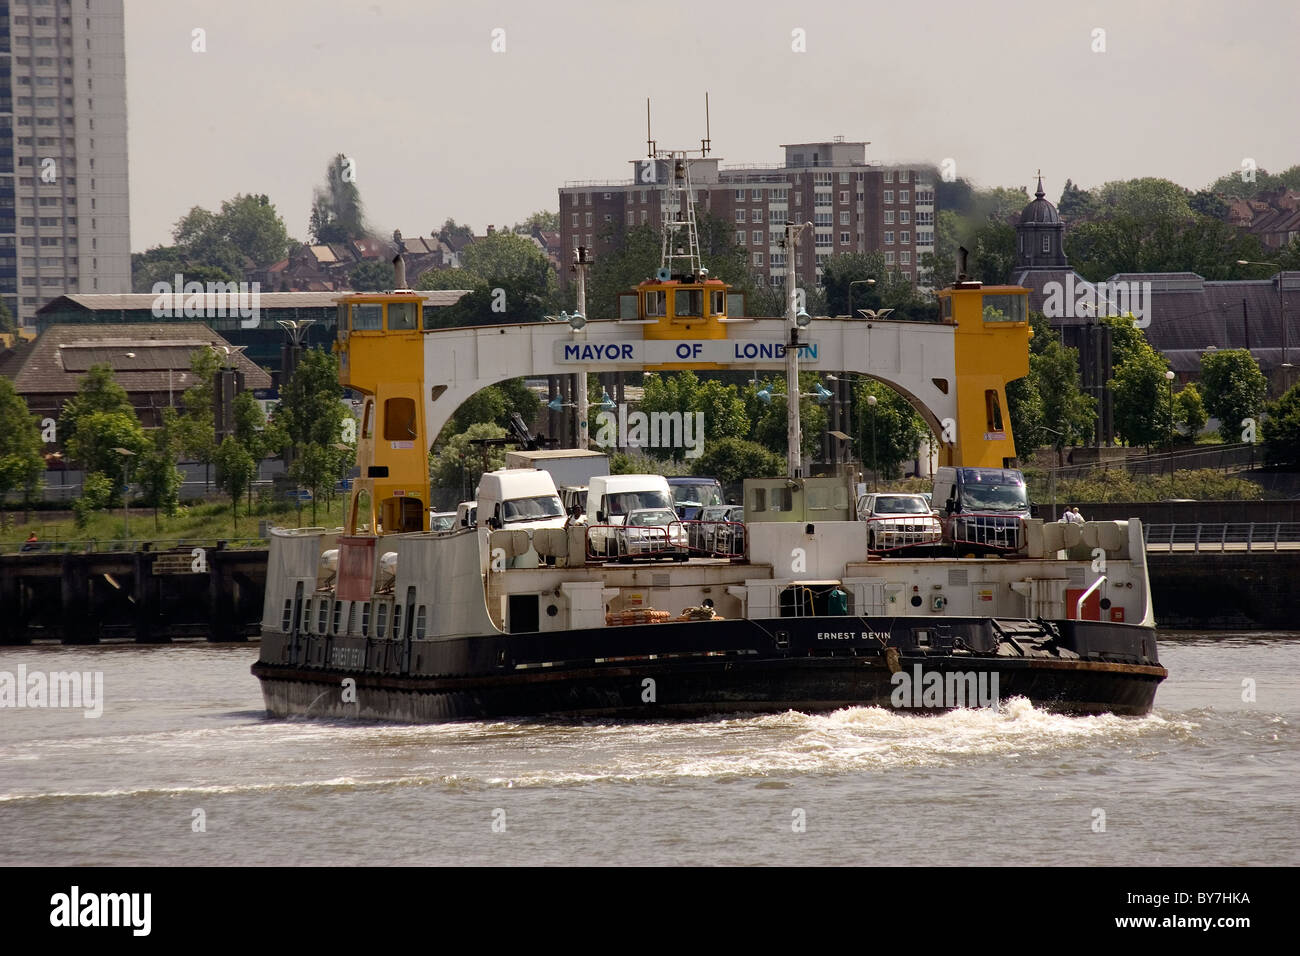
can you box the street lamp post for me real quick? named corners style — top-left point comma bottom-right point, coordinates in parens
top-left (785, 221), bottom-right (813, 478)
top-left (113, 447), bottom-right (135, 540)
top-left (848, 278), bottom-right (876, 319)
top-left (866, 394), bottom-right (878, 491)
top-left (1164, 370), bottom-right (1176, 469)
top-left (1237, 259), bottom-right (1290, 391)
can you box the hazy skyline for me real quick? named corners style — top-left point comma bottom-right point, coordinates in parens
top-left (125, 0), bottom-right (1300, 252)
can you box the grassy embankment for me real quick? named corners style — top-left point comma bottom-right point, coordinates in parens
top-left (0, 496), bottom-right (350, 551)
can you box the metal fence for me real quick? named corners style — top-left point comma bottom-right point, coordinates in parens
top-left (1143, 522), bottom-right (1300, 552)
top-left (951, 513), bottom-right (1026, 553)
top-left (1048, 443), bottom-right (1261, 482)
top-left (585, 520), bottom-right (746, 562)
top-left (6, 537), bottom-right (267, 556)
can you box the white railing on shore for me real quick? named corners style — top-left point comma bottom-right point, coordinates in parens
top-left (1143, 522), bottom-right (1300, 552)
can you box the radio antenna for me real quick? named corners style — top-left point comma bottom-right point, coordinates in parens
top-left (646, 98), bottom-right (655, 158)
top-left (701, 92), bottom-right (711, 156)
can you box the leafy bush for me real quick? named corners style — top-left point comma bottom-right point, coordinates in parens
top-left (1050, 468), bottom-right (1262, 503)
top-left (609, 451), bottom-right (696, 477)
top-left (73, 472), bottom-right (115, 529)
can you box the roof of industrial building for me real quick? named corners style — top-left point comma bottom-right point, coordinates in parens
top-left (4, 322), bottom-right (274, 395)
top-left (36, 289), bottom-right (472, 314)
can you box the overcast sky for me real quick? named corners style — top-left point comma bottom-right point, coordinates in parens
top-left (124, 0), bottom-right (1300, 252)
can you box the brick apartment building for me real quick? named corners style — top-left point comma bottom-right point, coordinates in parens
top-left (558, 139), bottom-right (936, 298)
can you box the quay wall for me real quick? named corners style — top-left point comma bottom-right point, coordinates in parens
top-left (0, 548), bottom-right (267, 645)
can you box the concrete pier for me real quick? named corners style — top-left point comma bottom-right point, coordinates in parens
top-left (0, 547), bottom-right (267, 644)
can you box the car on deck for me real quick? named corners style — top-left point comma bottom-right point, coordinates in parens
top-left (618, 507), bottom-right (688, 560)
top-left (856, 493), bottom-right (942, 554)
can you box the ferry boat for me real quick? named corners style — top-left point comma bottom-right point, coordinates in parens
top-left (252, 143), bottom-right (1165, 721)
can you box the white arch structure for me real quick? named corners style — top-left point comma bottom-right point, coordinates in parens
top-left (422, 317), bottom-right (958, 440)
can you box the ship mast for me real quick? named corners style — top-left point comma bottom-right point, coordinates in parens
top-left (648, 97), bottom-right (708, 278)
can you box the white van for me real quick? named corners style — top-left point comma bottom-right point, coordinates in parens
top-left (476, 469), bottom-right (567, 531)
top-left (586, 474), bottom-right (674, 555)
top-left (456, 501), bottom-right (477, 529)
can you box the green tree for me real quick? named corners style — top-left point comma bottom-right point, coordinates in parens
top-left (0, 377), bottom-right (43, 509)
top-left (496, 378), bottom-right (542, 431)
top-left (60, 364), bottom-right (133, 442)
top-left (1022, 318), bottom-right (1097, 462)
top-left (214, 436), bottom-right (256, 530)
top-left (429, 422), bottom-right (507, 504)
top-left (1005, 374), bottom-right (1044, 459)
top-left (437, 218), bottom-right (474, 244)
top-left (348, 260), bottom-right (395, 291)
top-left (459, 231), bottom-right (552, 287)
top-left (176, 348), bottom-right (221, 491)
top-left (132, 247), bottom-right (237, 293)
top-left (73, 472), bottom-right (114, 531)
top-left (445, 387), bottom-right (507, 442)
top-left (1261, 382), bottom-right (1300, 465)
top-left (436, 380), bottom-right (541, 445)
top-left (853, 380), bottom-right (927, 478)
top-left (233, 389), bottom-right (282, 461)
top-left (0, 298), bottom-right (17, 334)
top-left (587, 223), bottom-right (661, 320)
top-left (1111, 349), bottom-right (1174, 449)
top-left (694, 378), bottom-right (750, 448)
top-left (277, 348), bottom-right (346, 522)
top-left (513, 211), bottom-right (558, 232)
top-left (218, 193), bottom-right (292, 268)
top-left (423, 232), bottom-right (557, 327)
top-left (747, 373), bottom-right (829, 461)
top-left (1200, 349), bottom-right (1268, 442)
top-left (167, 194), bottom-right (291, 277)
top-left (416, 268), bottom-right (478, 291)
top-left (136, 409), bottom-right (185, 529)
top-left (695, 436), bottom-right (785, 489)
top-left (1099, 313), bottom-right (1152, 371)
top-left (1206, 164), bottom-right (1300, 201)
top-left (65, 412), bottom-right (147, 507)
top-left (922, 183), bottom-right (1027, 287)
top-left (1189, 189), bottom-right (1229, 220)
top-left (822, 252), bottom-right (887, 317)
top-left (61, 366), bottom-right (147, 508)
top-left (1094, 178), bottom-right (1194, 226)
top-left (971, 219), bottom-right (1017, 285)
top-left (309, 153), bottom-right (367, 244)
top-left (1174, 382), bottom-right (1208, 439)
top-left (635, 371), bottom-right (748, 462)
top-left (1057, 179), bottom-right (1094, 220)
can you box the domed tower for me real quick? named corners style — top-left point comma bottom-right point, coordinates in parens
top-left (1016, 175), bottom-right (1066, 269)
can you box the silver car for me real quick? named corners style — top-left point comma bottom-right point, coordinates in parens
top-left (700, 504), bottom-right (746, 557)
top-left (428, 511), bottom-right (458, 532)
top-left (857, 493), bottom-right (942, 553)
top-left (619, 508), bottom-right (689, 561)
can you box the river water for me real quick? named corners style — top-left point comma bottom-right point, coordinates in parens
top-left (1, 633), bottom-right (1295, 866)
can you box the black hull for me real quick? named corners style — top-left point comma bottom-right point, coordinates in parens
top-left (252, 615), bottom-right (1166, 721)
